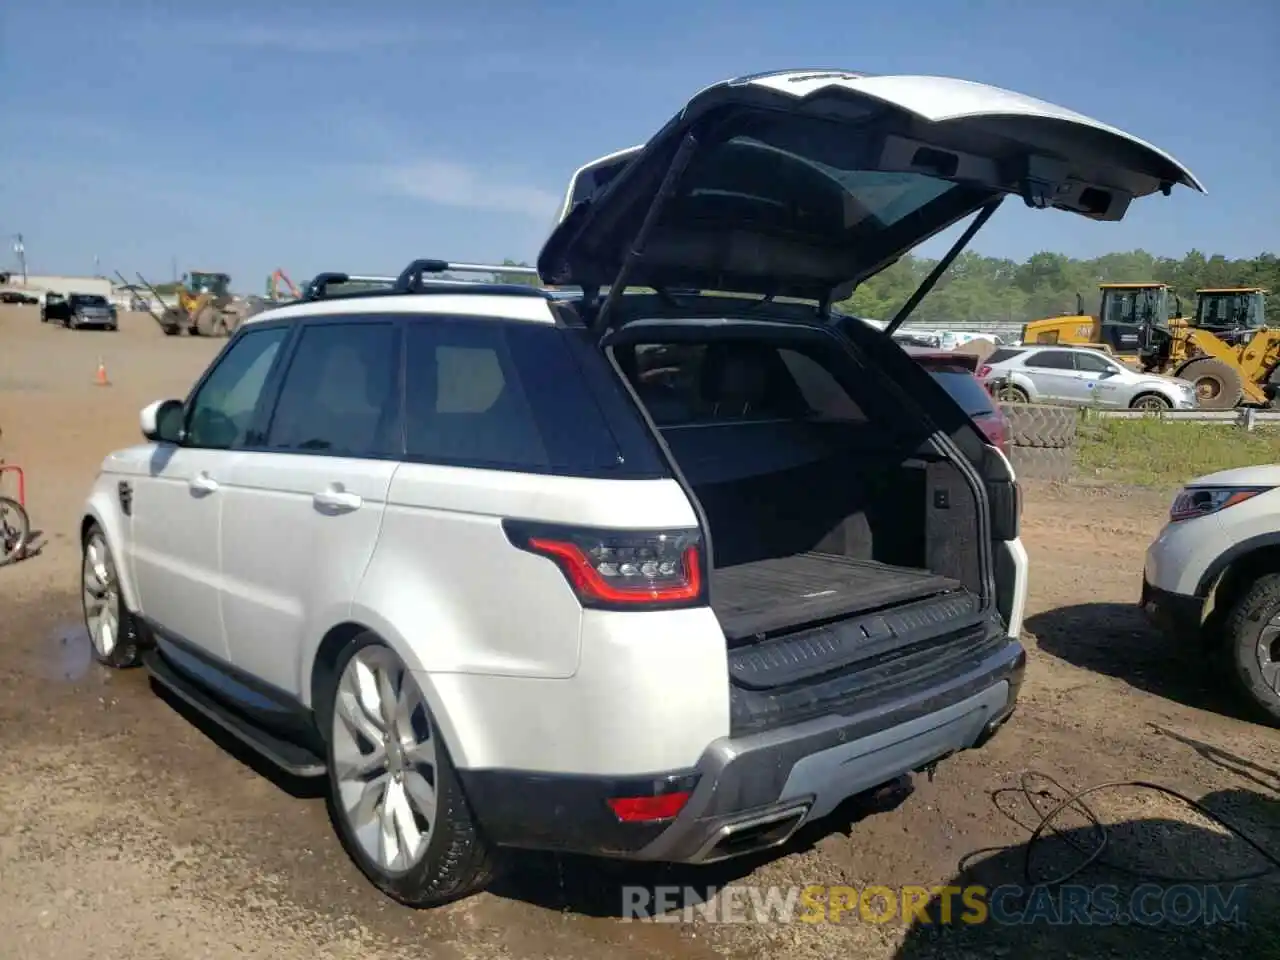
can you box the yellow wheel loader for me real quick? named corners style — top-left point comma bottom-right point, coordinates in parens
top-left (1140, 287), bottom-right (1278, 410)
top-left (127, 270), bottom-right (255, 337)
top-left (1020, 282), bottom-right (1186, 363)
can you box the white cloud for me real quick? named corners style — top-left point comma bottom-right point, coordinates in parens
top-left (377, 160), bottom-right (560, 219)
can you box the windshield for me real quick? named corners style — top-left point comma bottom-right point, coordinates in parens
top-left (1103, 287), bottom-right (1166, 328)
top-left (70, 295), bottom-right (108, 307)
top-left (682, 132), bottom-right (967, 239)
top-left (1197, 293), bottom-right (1263, 329)
top-left (189, 273), bottom-right (229, 295)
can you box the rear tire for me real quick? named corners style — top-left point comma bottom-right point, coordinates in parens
top-left (1177, 357), bottom-right (1244, 411)
top-left (322, 634), bottom-right (498, 907)
top-left (995, 384), bottom-right (1029, 403)
top-left (1221, 574), bottom-right (1280, 728)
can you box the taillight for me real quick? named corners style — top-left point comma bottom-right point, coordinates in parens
top-left (977, 364), bottom-right (993, 379)
top-left (978, 414), bottom-right (1008, 452)
top-left (502, 520), bottom-right (705, 610)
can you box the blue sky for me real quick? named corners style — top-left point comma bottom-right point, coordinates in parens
top-left (2, 0), bottom-right (1276, 290)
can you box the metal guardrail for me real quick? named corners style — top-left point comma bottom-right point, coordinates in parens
top-left (1086, 407), bottom-right (1280, 429)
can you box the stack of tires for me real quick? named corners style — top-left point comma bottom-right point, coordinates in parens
top-left (999, 403), bottom-right (1078, 481)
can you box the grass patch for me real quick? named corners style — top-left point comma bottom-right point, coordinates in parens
top-left (1075, 418), bottom-right (1280, 487)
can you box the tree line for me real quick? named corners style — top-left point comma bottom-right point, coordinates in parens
top-left (492, 250), bottom-right (1279, 327)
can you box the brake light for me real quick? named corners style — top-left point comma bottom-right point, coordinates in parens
top-left (977, 364), bottom-right (993, 379)
top-left (977, 413), bottom-right (1009, 452)
top-left (503, 520), bottom-right (705, 609)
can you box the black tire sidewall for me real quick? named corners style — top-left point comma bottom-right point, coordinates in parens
top-left (1224, 575), bottom-right (1280, 726)
top-left (320, 632), bottom-right (488, 907)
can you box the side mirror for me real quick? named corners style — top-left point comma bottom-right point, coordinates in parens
top-left (141, 399), bottom-right (184, 444)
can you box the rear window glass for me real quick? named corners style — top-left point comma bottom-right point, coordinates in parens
top-left (926, 368), bottom-right (995, 417)
top-left (621, 341), bottom-right (866, 426)
top-left (71, 294), bottom-right (108, 306)
top-left (986, 348), bottom-right (1024, 364)
top-left (403, 319), bottom-right (623, 475)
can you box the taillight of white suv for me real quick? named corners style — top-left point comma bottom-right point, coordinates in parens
top-left (503, 521), bottom-right (706, 608)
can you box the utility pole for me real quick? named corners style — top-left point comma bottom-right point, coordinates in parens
top-left (13, 234), bottom-right (26, 284)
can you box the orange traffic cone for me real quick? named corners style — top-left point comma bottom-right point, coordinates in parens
top-left (95, 358), bottom-right (110, 387)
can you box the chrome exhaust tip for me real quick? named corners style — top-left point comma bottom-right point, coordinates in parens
top-left (690, 802), bottom-right (811, 864)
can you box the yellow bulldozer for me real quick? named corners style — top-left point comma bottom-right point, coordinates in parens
top-left (125, 269), bottom-right (258, 337)
top-left (1021, 283), bottom-right (1279, 409)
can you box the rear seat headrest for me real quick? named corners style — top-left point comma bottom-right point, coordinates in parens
top-left (700, 342), bottom-right (786, 412)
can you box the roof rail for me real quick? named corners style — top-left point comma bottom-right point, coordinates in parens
top-left (301, 260), bottom-right (544, 301)
top-left (303, 273), bottom-right (398, 300)
top-left (394, 259), bottom-right (540, 292)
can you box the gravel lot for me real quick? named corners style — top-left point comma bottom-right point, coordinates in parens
top-left (2, 304), bottom-right (1277, 959)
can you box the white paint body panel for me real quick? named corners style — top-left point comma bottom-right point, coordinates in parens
top-left (218, 452), bottom-right (397, 696)
top-left (242, 293), bottom-right (557, 326)
top-left (1145, 471), bottom-right (1280, 598)
top-left (741, 72), bottom-right (1204, 192)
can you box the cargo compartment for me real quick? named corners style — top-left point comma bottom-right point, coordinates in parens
top-left (710, 553), bottom-right (960, 641)
top-left (615, 331), bottom-right (996, 731)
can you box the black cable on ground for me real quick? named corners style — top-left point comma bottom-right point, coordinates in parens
top-left (957, 770), bottom-right (1280, 889)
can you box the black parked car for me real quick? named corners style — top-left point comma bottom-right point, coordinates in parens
top-left (41, 293), bottom-right (118, 330)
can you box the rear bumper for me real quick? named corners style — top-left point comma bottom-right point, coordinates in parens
top-left (458, 637), bottom-right (1025, 863)
top-left (1139, 576), bottom-right (1204, 644)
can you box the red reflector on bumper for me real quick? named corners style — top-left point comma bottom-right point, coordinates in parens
top-left (607, 791), bottom-right (691, 822)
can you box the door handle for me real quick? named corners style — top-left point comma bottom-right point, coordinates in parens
top-left (313, 488), bottom-right (363, 512)
top-left (189, 472), bottom-right (219, 495)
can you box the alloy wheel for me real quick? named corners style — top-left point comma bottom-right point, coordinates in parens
top-left (82, 532), bottom-right (120, 657)
top-left (331, 646), bottom-right (438, 874)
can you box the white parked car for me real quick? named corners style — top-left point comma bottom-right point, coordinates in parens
top-left (980, 344), bottom-right (1198, 410)
top-left (1142, 465), bottom-right (1280, 726)
top-left (80, 68), bottom-right (1199, 907)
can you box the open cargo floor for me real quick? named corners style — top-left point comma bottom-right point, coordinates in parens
top-left (711, 553), bottom-right (961, 640)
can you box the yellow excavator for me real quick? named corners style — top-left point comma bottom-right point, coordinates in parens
top-left (1020, 282), bottom-right (1185, 363)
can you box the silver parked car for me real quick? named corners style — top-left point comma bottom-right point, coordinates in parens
top-left (979, 345), bottom-right (1198, 410)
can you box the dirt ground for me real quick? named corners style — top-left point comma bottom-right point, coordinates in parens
top-left (2, 304), bottom-right (1278, 959)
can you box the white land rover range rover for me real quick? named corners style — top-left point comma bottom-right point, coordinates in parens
top-left (79, 69), bottom-right (1200, 907)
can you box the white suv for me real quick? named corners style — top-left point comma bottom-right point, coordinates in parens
top-left (80, 69), bottom-right (1200, 907)
top-left (1142, 464), bottom-right (1280, 726)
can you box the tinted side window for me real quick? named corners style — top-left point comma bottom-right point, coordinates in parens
top-left (265, 321), bottom-right (400, 457)
top-left (403, 319), bottom-right (623, 474)
top-left (777, 349), bottom-right (866, 421)
top-left (1073, 351), bottom-right (1114, 373)
top-left (1024, 350), bottom-right (1075, 370)
top-left (186, 326), bottom-right (289, 450)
